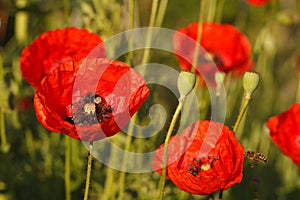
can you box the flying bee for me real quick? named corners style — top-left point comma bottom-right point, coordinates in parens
top-left (245, 150), bottom-right (267, 168)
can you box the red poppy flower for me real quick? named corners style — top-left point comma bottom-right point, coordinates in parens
top-left (152, 120), bottom-right (244, 195)
top-left (173, 23), bottom-right (253, 85)
top-left (34, 58), bottom-right (150, 141)
top-left (20, 27), bottom-right (105, 88)
top-left (266, 103), bottom-right (300, 167)
top-left (245, 0), bottom-right (273, 7)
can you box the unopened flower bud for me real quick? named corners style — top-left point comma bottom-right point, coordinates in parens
top-left (177, 71), bottom-right (196, 99)
top-left (243, 71), bottom-right (260, 99)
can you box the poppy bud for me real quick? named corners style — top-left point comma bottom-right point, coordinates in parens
top-left (243, 71), bottom-right (259, 99)
top-left (177, 71), bottom-right (196, 99)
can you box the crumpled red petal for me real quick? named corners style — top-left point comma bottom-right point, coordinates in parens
top-left (267, 103), bottom-right (300, 167)
top-left (34, 58), bottom-right (150, 141)
top-left (173, 22), bottom-right (253, 86)
top-left (20, 27), bottom-right (105, 88)
top-left (152, 120), bottom-right (244, 195)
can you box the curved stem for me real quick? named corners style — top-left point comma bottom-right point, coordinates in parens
top-left (157, 100), bottom-right (184, 200)
top-left (233, 97), bottom-right (250, 133)
top-left (191, 0), bottom-right (206, 73)
top-left (83, 142), bottom-right (93, 200)
top-left (65, 136), bottom-right (71, 200)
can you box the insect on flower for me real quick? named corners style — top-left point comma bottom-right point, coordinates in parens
top-left (244, 150), bottom-right (267, 168)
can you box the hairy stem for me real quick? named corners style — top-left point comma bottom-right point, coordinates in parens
top-left (157, 100), bottom-right (184, 200)
top-left (83, 142), bottom-right (93, 200)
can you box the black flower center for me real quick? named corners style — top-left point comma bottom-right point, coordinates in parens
top-left (187, 155), bottom-right (219, 176)
top-left (64, 93), bottom-right (113, 126)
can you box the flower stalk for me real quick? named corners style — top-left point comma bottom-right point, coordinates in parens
top-left (65, 136), bottom-right (71, 200)
top-left (233, 72), bottom-right (260, 133)
top-left (0, 53), bottom-right (9, 153)
top-left (83, 142), bottom-right (93, 200)
top-left (157, 100), bottom-right (184, 200)
top-left (191, 0), bottom-right (207, 73)
top-left (141, 0), bottom-right (159, 65)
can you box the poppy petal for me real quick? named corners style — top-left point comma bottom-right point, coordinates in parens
top-left (267, 103), bottom-right (300, 166)
top-left (20, 27), bottom-right (105, 88)
top-left (152, 120), bottom-right (244, 195)
top-left (34, 58), bottom-right (150, 141)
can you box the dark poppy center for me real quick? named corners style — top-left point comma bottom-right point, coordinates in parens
top-left (187, 155), bottom-right (218, 176)
top-left (64, 93), bottom-right (113, 126)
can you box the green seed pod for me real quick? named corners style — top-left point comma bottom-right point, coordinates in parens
top-left (177, 71), bottom-right (196, 99)
top-left (243, 71), bottom-right (260, 99)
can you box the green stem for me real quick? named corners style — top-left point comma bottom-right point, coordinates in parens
top-left (233, 97), bottom-right (250, 133)
top-left (117, 1), bottom-right (136, 199)
top-left (215, 0), bottom-right (225, 23)
top-left (0, 109), bottom-right (9, 153)
top-left (157, 100), bottom-right (184, 200)
top-left (63, 0), bottom-right (71, 25)
top-left (0, 53), bottom-right (9, 153)
top-left (117, 116), bottom-right (136, 200)
top-left (191, 0), bottom-right (206, 73)
top-left (141, 0), bottom-right (159, 65)
top-left (125, 0), bottom-right (135, 65)
top-left (296, 74), bottom-right (300, 102)
top-left (102, 167), bottom-right (114, 200)
top-left (207, 0), bottom-right (217, 22)
top-left (65, 136), bottom-right (71, 200)
top-left (296, 0), bottom-right (300, 15)
top-left (154, 0), bottom-right (169, 27)
top-left (83, 142), bottom-right (93, 200)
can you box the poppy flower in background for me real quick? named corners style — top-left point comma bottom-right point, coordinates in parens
top-left (173, 23), bottom-right (253, 86)
top-left (20, 27), bottom-right (106, 88)
top-left (245, 0), bottom-right (273, 7)
top-left (267, 103), bottom-right (300, 167)
top-left (152, 120), bottom-right (244, 195)
top-left (34, 58), bottom-right (150, 141)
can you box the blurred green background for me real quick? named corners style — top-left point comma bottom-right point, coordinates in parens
top-left (1, 0), bottom-right (300, 199)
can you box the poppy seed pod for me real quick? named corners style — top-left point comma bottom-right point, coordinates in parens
top-left (177, 71), bottom-right (196, 99)
top-left (243, 71), bottom-right (260, 99)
